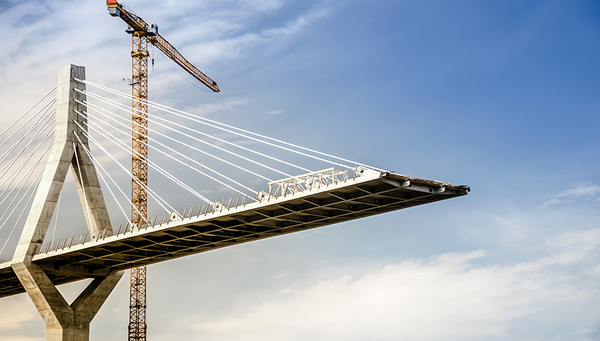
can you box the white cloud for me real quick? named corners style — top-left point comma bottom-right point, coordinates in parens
top-left (0, 295), bottom-right (40, 341)
top-left (237, 0), bottom-right (283, 13)
top-left (183, 97), bottom-right (250, 116)
top-left (543, 183), bottom-right (600, 206)
top-left (188, 229), bottom-right (600, 341)
top-left (188, 33), bottom-right (266, 64)
top-left (556, 184), bottom-right (600, 198)
top-left (263, 6), bottom-right (330, 37)
top-left (183, 3), bottom-right (331, 64)
top-left (0, 337), bottom-right (41, 341)
top-left (6, 229), bottom-right (600, 340)
top-left (0, 0), bottom-right (331, 124)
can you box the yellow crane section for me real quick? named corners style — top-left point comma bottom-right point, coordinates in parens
top-left (108, 0), bottom-right (220, 92)
top-left (106, 2), bottom-right (220, 341)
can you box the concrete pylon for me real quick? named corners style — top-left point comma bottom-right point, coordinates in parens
top-left (11, 65), bottom-right (123, 341)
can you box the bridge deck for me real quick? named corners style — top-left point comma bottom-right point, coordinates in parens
top-left (0, 170), bottom-right (468, 298)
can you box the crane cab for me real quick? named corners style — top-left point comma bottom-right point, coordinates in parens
top-left (147, 24), bottom-right (158, 36)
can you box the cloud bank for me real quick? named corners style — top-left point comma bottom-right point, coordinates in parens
top-left (189, 229), bottom-right (600, 341)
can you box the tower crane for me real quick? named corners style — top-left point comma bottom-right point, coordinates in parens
top-left (106, 1), bottom-right (220, 340)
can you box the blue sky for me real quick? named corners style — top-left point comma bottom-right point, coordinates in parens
top-left (0, 0), bottom-right (599, 340)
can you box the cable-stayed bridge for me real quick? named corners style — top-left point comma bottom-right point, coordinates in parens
top-left (0, 65), bottom-right (468, 340)
top-left (0, 167), bottom-right (467, 298)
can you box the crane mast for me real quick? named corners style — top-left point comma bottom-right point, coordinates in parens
top-left (106, 2), bottom-right (220, 340)
top-left (129, 29), bottom-right (149, 341)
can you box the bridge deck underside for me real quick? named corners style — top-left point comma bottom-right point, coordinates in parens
top-left (0, 172), bottom-right (468, 298)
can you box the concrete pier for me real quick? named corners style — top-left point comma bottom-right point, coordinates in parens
top-left (11, 64), bottom-right (122, 341)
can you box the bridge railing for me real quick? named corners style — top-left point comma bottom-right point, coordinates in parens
top-left (36, 166), bottom-right (376, 255)
top-left (261, 166), bottom-right (373, 201)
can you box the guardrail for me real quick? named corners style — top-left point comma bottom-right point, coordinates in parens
top-left (36, 166), bottom-right (373, 255)
top-left (261, 166), bottom-right (373, 201)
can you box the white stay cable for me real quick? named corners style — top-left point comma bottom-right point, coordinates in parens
top-left (82, 126), bottom-right (185, 216)
top-left (83, 114), bottom-right (251, 199)
top-left (74, 132), bottom-right (132, 223)
top-left (0, 86), bottom-right (56, 142)
top-left (0, 169), bottom-right (43, 256)
top-left (82, 130), bottom-right (157, 222)
top-left (72, 140), bottom-right (94, 233)
top-left (81, 105), bottom-right (263, 194)
top-left (81, 129), bottom-right (170, 221)
top-left (0, 127), bottom-right (54, 206)
top-left (85, 124), bottom-right (212, 204)
top-left (0, 99), bottom-right (55, 164)
top-left (0, 140), bottom-right (52, 230)
top-left (160, 107), bottom-right (353, 169)
top-left (0, 110), bottom-right (54, 179)
top-left (51, 190), bottom-right (61, 248)
top-left (0, 123), bottom-right (54, 198)
top-left (74, 123), bottom-right (173, 219)
top-left (78, 93), bottom-right (307, 175)
top-left (0, 143), bottom-right (49, 232)
top-left (76, 116), bottom-right (213, 204)
top-left (80, 88), bottom-right (320, 170)
top-left (0, 108), bottom-right (55, 172)
top-left (79, 98), bottom-right (280, 181)
top-left (78, 82), bottom-right (354, 166)
top-left (0, 87), bottom-right (56, 147)
top-left (77, 83), bottom-right (366, 168)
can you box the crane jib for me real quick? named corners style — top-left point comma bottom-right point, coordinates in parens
top-left (107, 1), bottom-right (219, 93)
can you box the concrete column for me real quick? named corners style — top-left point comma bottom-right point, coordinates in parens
top-left (12, 261), bottom-right (123, 341)
top-left (12, 64), bottom-right (112, 263)
top-left (11, 64), bottom-right (122, 340)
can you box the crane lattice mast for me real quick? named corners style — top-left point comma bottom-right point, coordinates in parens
top-left (106, 2), bottom-right (220, 340)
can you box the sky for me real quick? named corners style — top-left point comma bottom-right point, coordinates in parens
top-left (0, 0), bottom-right (600, 340)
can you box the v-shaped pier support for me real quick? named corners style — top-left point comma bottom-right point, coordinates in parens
top-left (11, 65), bottom-right (123, 341)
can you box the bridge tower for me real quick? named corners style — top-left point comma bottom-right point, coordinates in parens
top-left (10, 64), bottom-right (123, 341)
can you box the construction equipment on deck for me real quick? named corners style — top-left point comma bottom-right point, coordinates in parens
top-left (106, 1), bottom-right (220, 340)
